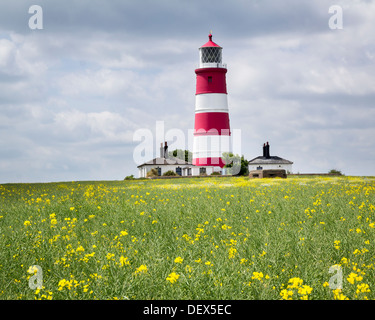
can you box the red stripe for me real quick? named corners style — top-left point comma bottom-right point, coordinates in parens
top-left (194, 112), bottom-right (230, 135)
top-left (195, 68), bottom-right (227, 94)
top-left (193, 157), bottom-right (226, 168)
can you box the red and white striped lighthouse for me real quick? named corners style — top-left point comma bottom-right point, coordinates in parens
top-left (193, 33), bottom-right (231, 168)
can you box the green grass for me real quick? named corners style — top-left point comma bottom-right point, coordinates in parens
top-left (1, 176), bottom-right (375, 300)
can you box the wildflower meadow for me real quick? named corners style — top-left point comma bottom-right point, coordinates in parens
top-left (1, 175), bottom-right (375, 300)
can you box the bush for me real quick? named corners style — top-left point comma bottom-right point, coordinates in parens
top-left (210, 171), bottom-right (221, 176)
top-left (328, 169), bottom-right (343, 176)
top-left (146, 168), bottom-right (159, 178)
top-left (124, 175), bottom-right (135, 180)
top-left (163, 170), bottom-right (178, 176)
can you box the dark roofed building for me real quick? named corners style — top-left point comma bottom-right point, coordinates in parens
top-left (248, 142), bottom-right (293, 173)
top-left (137, 142), bottom-right (217, 177)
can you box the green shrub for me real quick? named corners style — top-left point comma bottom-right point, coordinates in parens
top-left (163, 170), bottom-right (177, 176)
top-left (210, 171), bottom-right (221, 176)
top-left (328, 169), bottom-right (343, 175)
top-left (146, 168), bottom-right (159, 177)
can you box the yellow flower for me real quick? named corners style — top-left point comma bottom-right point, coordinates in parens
top-left (228, 247), bottom-right (237, 259)
top-left (119, 256), bottom-right (130, 267)
top-left (24, 220), bottom-right (31, 226)
top-left (298, 285), bottom-right (313, 296)
top-left (174, 257), bottom-right (183, 264)
top-left (106, 253), bottom-right (115, 260)
top-left (347, 272), bottom-right (362, 284)
top-left (287, 277), bottom-right (303, 289)
top-left (333, 289), bottom-right (349, 300)
top-left (259, 250), bottom-right (266, 257)
top-left (76, 245), bottom-right (85, 253)
top-left (135, 264), bottom-right (148, 275)
top-left (280, 289), bottom-right (293, 300)
top-left (251, 272), bottom-right (264, 281)
top-left (334, 240), bottom-right (340, 250)
top-left (166, 272), bottom-right (180, 284)
top-left (120, 230), bottom-right (128, 236)
top-left (356, 283), bottom-right (370, 294)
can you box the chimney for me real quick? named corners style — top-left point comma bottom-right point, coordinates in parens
top-left (164, 141), bottom-right (168, 159)
top-left (265, 142), bottom-right (270, 159)
top-left (263, 143), bottom-right (266, 157)
top-left (160, 142), bottom-right (164, 158)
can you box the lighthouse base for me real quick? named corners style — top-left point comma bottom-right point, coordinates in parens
top-left (193, 157), bottom-right (226, 168)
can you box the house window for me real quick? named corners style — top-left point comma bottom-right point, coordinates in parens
top-left (257, 166), bottom-right (263, 170)
top-left (157, 167), bottom-right (161, 176)
top-left (199, 167), bottom-right (206, 175)
top-left (208, 76), bottom-right (212, 83)
top-left (176, 167), bottom-right (182, 176)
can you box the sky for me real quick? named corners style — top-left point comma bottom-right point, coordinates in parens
top-left (0, 0), bottom-right (374, 183)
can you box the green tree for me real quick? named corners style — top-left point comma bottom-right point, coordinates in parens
top-left (222, 153), bottom-right (248, 176)
top-left (328, 169), bottom-right (343, 176)
top-left (169, 149), bottom-right (193, 163)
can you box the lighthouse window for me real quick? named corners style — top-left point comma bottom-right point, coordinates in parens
top-left (208, 76), bottom-right (212, 83)
top-left (201, 47), bottom-right (222, 64)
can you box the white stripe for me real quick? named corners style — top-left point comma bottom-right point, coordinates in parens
top-left (195, 109), bottom-right (229, 114)
top-left (193, 135), bottom-right (231, 158)
top-left (195, 93), bottom-right (228, 113)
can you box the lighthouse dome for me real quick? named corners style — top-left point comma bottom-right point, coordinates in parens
top-left (198, 34), bottom-right (225, 68)
top-left (200, 34), bottom-right (222, 48)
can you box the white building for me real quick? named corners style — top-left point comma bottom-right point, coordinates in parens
top-left (137, 142), bottom-right (217, 178)
top-left (248, 142), bottom-right (293, 173)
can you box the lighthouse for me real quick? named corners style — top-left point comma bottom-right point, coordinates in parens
top-left (193, 33), bottom-right (231, 168)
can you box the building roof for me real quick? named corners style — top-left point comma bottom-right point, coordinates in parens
top-left (248, 156), bottom-right (293, 165)
top-left (200, 34), bottom-right (221, 48)
top-left (137, 157), bottom-right (191, 168)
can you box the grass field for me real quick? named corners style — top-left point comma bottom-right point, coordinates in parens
top-left (1, 175), bottom-right (375, 300)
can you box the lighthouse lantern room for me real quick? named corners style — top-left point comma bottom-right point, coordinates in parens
top-left (193, 34), bottom-right (231, 168)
